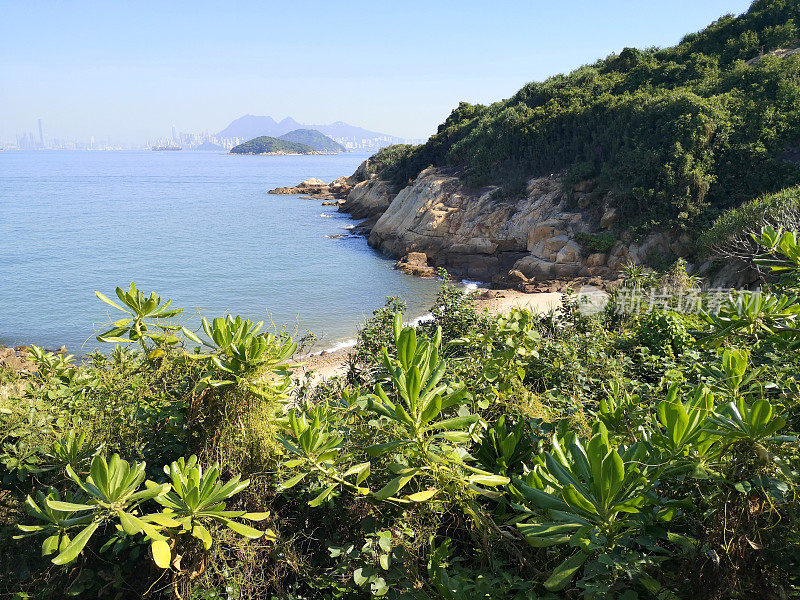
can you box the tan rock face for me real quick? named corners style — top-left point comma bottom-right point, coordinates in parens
top-left (586, 253), bottom-right (608, 267)
top-left (600, 206), bottom-right (618, 229)
top-left (334, 167), bottom-right (696, 283)
top-left (340, 178), bottom-right (395, 221)
top-left (527, 222), bottom-right (563, 250)
top-left (395, 252), bottom-right (436, 277)
top-left (367, 170), bottom-right (570, 280)
top-left (556, 241), bottom-right (581, 264)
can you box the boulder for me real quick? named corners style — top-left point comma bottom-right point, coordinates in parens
top-left (341, 179), bottom-right (396, 222)
top-left (445, 255), bottom-right (500, 280)
top-left (268, 176), bottom-right (353, 198)
top-left (513, 256), bottom-right (557, 279)
top-left (556, 241), bottom-right (581, 264)
top-left (609, 242), bottom-right (628, 259)
top-left (544, 234), bottom-right (570, 254)
top-left (527, 221), bottom-right (563, 249)
top-left (476, 289), bottom-right (500, 300)
top-left (586, 253), bottom-right (607, 267)
top-left (508, 269), bottom-right (530, 284)
top-left (553, 262), bottom-right (582, 278)
top-left (600, 206), bottom-right (618, 229)
top-left (395, 252), bottom-right (436, 277)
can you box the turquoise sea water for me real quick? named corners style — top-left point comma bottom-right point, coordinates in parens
top-left (0, 150), bottom-right (441, 353)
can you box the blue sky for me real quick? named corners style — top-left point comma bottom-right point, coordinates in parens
top-left (1, 0), bottom-right (754, 142)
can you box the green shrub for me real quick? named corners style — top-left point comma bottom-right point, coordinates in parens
top-left (636, 310), bottom-right (694, 357)
top-left (575, 232), bottom-right (617, 253)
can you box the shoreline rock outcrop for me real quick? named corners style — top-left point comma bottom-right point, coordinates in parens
top-left (274, 163), bottom-right (759, 289)
top-left (268, 176), bottom-right (353, 200)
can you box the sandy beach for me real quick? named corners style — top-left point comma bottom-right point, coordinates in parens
top-left (297, 289), bottom-right (562, 384)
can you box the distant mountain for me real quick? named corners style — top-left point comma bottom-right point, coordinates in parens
top-left (229, 136), bottom-right (317, 155)
top-left (278, 129), bottom-right (344, 153)
top-left (311, 121), bottom-right (396, 141)
top-left (218, 116), bottom-right (304, 139)
top-left (217, 115), bottom-right (406, 150)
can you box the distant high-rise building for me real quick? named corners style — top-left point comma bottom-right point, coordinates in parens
top-left (171, 125), bottom-right (177, 143)
top-left (37, 119), bottom-right (44, 148)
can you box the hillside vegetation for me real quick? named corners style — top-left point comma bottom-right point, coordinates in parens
top-left (372, 0), bottom-right (800, 231)
top-left (278, 128), bottom-right (345, 152)
top-left (229, 136), bottom-right (317, 154)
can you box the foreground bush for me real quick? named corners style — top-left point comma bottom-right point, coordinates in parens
top-left (1, 230), bottom-right (799, 599)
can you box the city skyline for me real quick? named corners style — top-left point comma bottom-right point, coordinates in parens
top-left (6, 115), bottom-right (425, 151)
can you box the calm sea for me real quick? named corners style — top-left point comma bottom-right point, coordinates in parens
top-left (0, 150), bottom-right (442, 353)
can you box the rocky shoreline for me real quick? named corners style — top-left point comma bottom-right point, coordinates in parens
top-left (271, 160), bottom-right (757, 291)
top-left (0, 346), bottom-right (36, 371)
top-left (268, 177), bottom-right (351, 200)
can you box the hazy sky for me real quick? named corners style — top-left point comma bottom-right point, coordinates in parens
top-left (2, 0), bottom-right (754, 142)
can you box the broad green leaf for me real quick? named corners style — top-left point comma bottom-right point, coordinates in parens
top-left (518, 522), bottom-right (582, 547)
top-left (151, 538), bottom-right (172, 569)
top-left (308, 485), bottom-right (337, 507)
top-left (52, 521), bottom-right (99, 565)
top-left (95, 290), bottom-right (126, 312)
top-left (278, 472), bottom-right (307, 491)
top-left (118, 511), bottom-right (143, 535)
top-left (182, 327), bottom-right (203, 345)
top-left (46, 500), bottom-right (94, 512)
top-left (512, 477), bottom-right (570, 512)
top-left (224, 519), bottom-right (264, 539)
top-left (373, 472), bottom-right (417, 501)
top-left (544, 550), bottom-right (589, 591)
top-left (192, 524), bottom-right (213, 550)
top-left (468, 474), bottom-right (510, 487)
top-left (366, 440), bottom-right (410, 457)
top-left (42, 534), bottom-right (61, 556)
top-left (429, 414), bottom-right (479, 431)
top-left (242, 512), bottom-right (270, 521)
top-left (406, 489), bottom-right (438, 502)
top-left (562, 485), bottom-right (598, 515)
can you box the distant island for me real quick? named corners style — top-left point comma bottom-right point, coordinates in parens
top-left (277, 129), bottom-right (345, 153)
top-left (218, 115), bottom-right (409, 151)
top-left (229, 128), bottom-right (345, 155)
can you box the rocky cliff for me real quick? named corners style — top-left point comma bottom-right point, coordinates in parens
top-left (340, 178), bottom-right (395, 228)
top-left (275, 165), bottom-right (758, 289)
top-left (352, 167), bottom-right (761, 288)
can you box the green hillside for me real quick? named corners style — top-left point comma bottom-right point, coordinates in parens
top-left (278, 128), bottom-right (345, 152)
top-left (372, 0), bottom-right (800, 231)
top-left (229, 136), bottom-right (316, 154)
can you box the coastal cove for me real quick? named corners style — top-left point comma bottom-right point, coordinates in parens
top-left (0, 151), bottom-right (443, 353)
